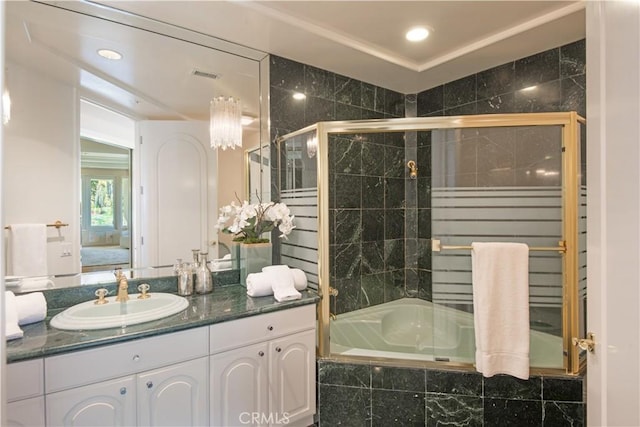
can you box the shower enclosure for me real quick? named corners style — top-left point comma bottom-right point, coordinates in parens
top-left (277, 112), bottom-right (586, 375)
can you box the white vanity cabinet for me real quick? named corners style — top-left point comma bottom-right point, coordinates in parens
top-left (136, 356), bottom-right (209, 426)
top-left (7, 302), bottom-right (317, 427)
top-left (44, 327), bottom-right (209, 427)
top-left (210, 305), bottom-right (316, 427)
top-left (6, 359), bottom-right (45, 427)
top-left (46, 375), bottom-right (136, 426)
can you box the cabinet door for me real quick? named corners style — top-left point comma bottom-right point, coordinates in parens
top-left (211, 341), bottom-right (269, 427)
top-left (137, 357), bottom-right (209, 427)
top-left (7, 396), bottom-right (45, 427)
top-left (46, 376), bottom-right (136, 426)
top-left (269, 329), bottom-right (316, 426)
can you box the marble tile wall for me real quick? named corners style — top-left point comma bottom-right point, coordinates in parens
top-left (269, 55), bottom-right (406, 314)
top-left (416, 39), bottom-right (586, 118)
top-left (412, 39), bottom-right (586, 300)
top-left (317, 360), bottom-right (585, 426)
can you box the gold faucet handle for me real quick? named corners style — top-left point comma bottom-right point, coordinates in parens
top-left (94, 288), bottom-right (109, 305)
top-left (137, 283), bottom-right (151, 299)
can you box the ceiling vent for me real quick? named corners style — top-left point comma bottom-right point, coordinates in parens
top-left (192, 69), bottom-right (221, 80)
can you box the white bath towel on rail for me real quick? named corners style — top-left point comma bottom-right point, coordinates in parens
top-left (8, 224), bottom-right (48, 277)
top-left (471, 242), bottom-right (530, 380)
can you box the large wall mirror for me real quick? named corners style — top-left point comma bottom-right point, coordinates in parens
top-left (3, 1), bottom-right (269, 290)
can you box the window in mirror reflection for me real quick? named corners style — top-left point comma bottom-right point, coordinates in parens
top-left (89, 178), bottom-right (115, 227)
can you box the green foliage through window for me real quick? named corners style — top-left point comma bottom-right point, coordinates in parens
top-left (90, 179), bottom-right (114, 226)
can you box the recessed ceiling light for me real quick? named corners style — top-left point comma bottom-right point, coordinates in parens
top-left (97, 49), bottom-right (123, 60)
top-left (406, 27), bottom-right (429, 42)
top-left (521, 85), bottom-right (538, 92)
top-left (292, 92), bottom-right (306, 100)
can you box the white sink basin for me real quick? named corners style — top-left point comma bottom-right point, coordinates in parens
top-left (50, 293), bottom-right (189, 330)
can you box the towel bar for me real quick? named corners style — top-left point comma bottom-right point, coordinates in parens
top-left (4, 220), bottom-right (68, 230)
top-left (431, 239), bottom-right (567, 253)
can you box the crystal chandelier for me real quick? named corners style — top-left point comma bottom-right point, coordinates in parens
top-left (210, 96), bottom-right (242, 150)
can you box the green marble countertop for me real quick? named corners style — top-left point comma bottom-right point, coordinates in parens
top-left (7, 284), bottom-right (319, 363)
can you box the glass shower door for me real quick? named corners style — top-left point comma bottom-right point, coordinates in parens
top-left (428, 125), bottom-right (566, 369)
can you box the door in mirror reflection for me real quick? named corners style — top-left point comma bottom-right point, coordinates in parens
top-left (138, 121), bottom-right (217, 267)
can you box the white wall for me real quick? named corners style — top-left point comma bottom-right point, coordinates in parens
top-left (3, 62), bottom-right (80, 276)
top-left (586, 1), bottom-right (640, 425)
top-left (1, 3), bottom-right (7, 424)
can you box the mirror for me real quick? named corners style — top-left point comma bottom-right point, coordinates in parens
top-left (246, 145), bottom-right (271, 204)
top-left (3, 1), bottom-right (268, 289)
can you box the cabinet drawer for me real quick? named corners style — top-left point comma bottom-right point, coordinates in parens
top-left (7, 396), bottom-right (45, 427)
top-left (7, 359), bottom-right (44, 402)
top-left (45, 327), bottom-right (208, 393)
top-left (210, 304), bottom-right (315, 354)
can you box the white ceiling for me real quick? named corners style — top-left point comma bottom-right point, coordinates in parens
top-left (5, 1), bottom-right (586, 123)
top-left (99, 0), bottom-right (586, 94)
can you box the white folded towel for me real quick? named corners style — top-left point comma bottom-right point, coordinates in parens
top-left (289, 268), bottom-right (308, 291)
top-left (8, 224), bottom-right (48, 277)
top-left (15, 292), bottom-right (47, 326)
top-left (5, 291), bottom-right (24, 340)
top-left (263, 265), bottom-right (301, 302)
top-left (212, 260), bottom-right (233, 270)
top-left (471, 242), bottom-right (530, 380)
top-left (18, 277), bottom-right (54, 291)
top-left (246, 272), bottom-right (274, 297)
top-left (262, 265), bottom-right (308, 291)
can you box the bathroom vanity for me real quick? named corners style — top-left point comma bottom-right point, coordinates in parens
top-left (6, 285), bottom-right (318, 427)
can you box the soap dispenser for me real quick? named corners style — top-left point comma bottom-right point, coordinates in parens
top-left (195, 251), bottom-right (213, 294)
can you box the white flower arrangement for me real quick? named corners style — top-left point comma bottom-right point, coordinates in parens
top-left (216, 199), bottom-right (295, 244)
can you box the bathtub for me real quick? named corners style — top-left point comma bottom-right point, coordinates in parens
top-left (330, 298), bottom-right (564, 369)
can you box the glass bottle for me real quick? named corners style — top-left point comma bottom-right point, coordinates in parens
top-left (192, 249), bottom-right (200, 268)
top-left (173, 258), bottom-right (183, 275)
top-left (195, 251), bottom-right (213, 294)
top-left (176, 260), bottom-right (193, 296)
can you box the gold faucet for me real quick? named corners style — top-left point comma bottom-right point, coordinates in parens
top-left (114, 269), bottom-right (129, 302)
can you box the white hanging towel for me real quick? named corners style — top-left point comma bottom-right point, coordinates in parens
top-left (471, 242), bottom-right (530, 380)
top-left (9, 224), bottom-right (48, 277)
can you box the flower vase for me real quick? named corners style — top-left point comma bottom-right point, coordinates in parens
top-left (239, 242), bottom-right (272, 287)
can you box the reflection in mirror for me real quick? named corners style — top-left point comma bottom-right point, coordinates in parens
top-left (3, 1), bottom-right (266, 291)
top-left (247, 145), bottom-right (271, 204)
top-left (80, 99), bottom-right (134, 273)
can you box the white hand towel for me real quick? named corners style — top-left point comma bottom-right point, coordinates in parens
top-left (471, 242), bottom-right (530, 380)
top-left (246, 272), bottom-right (274, 297)
top-left (5, 291), bottom-right (24, 340)
top-left (18, 277), bottom-right (54, 291)
top-left (9, 224), bottom-right (48, 277)
top-left (290, 268), bottom-right (308, 291)
top-left (264, 265), bottom-right (301, 302)
top-left (212, 260), bottom-right (233, 270)
top-left (262, 265), bottom-right (308, 291)
top-left (15, 292), bottom-right (47, 326)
